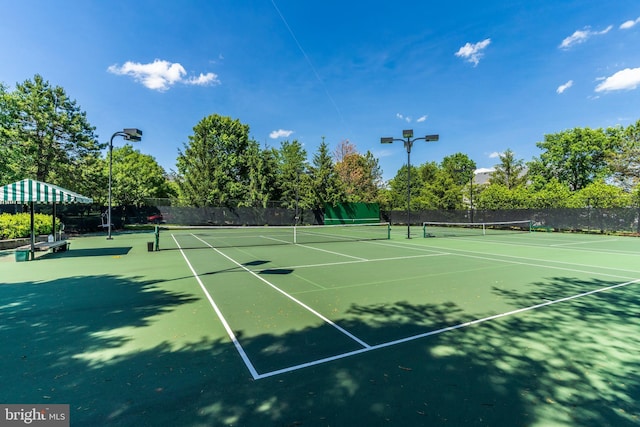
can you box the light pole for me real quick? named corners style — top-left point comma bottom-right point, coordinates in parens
top-left (107, 128), bottom-right (142, 240)
top-left (468, 172), bottom-right (474, 223)
top-left (381, 129), bottom-right (439, 238)
top-left (455, 167), bottom-right (475, 223)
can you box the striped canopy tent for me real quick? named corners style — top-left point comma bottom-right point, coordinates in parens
top-left (0, 179), bottom-right (93, 258)
top-left (1, 179), bottom-right (93, 204)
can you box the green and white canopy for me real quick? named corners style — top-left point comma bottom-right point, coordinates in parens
top-left (1, 179), bottom-right (93, 260)
top-left (0, 179), bottom-right (93, 204)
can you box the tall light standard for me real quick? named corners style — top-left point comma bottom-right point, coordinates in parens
top-left (381, 129), bottom-right (439, 238)
top-left (107, 128), bottom-right (142, 240)
top-left (455, 166), bottom-right (475, 223)
top-left (467, 171), bottom-right (474, 223)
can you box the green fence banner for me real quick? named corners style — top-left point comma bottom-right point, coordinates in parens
top-left (324, 202), bottom-right (380, 224)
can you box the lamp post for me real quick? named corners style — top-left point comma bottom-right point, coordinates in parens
top-left (468, 172), bottom-right (474, 223)
top-left (381, 129), bottom-right (439, 238)
top-left (107, 128), bottom-right (142, 240)
top-left (455, 167), bottom-right (475, 223)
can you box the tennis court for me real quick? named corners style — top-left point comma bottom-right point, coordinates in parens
top-left (2, 223), bottom-right (640, 425)
top-left (158, 223), bottom-right (640, 380)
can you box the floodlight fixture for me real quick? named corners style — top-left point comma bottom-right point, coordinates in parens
top-left (402, 129), bottom-right (414, 138)
top-left (380, 137), bottom-right (394, 144)
top-left (123, 128), bottom-right (143, 142)
top-left (425, 134), bottom-right (439, 142)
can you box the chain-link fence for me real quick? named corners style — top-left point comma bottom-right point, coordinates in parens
top-left (3, 202), bottom-right (639, 235)
top-left (383, 208), bottom-right (640, 234)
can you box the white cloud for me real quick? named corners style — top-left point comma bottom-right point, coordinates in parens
top-left (375, 149), bottom-right (395, 158)
top-left (396, 113), bottom-right (428, 123)
top-left (620, 17), bottom-right (640, 29)
top-left (556, 80), bottom-right (574, 94)
top-left (396, 113), bottom-right (411, 123)
top-left (488, 152), bottom-right (502, 159)
top-left (108, 59), bottom-right (220, 91)
top-left (595, 67), bottom-right (640, 92)
top-left (455, 38), bottom-right (491, 66)
top-left (185, 72), bottom-right (220, 86)
top-left (559, 26), bottom-right (612, 49)
top-left (269, 129), bottom-right (294, 139)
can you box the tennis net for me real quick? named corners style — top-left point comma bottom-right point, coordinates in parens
top-left (422, 220), bottom-right (532, 238)
top-left (157, 222), bottom-right (391, 249)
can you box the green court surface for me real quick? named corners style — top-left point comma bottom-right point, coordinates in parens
top-left (2, 227), bottom-right (640, 426)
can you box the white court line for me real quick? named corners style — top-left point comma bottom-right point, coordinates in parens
top-left (550, 239), bottom-right (619, 247)
top-left (171, 234), bottom-right (260, 379)
top-left (264, 252), bottom-right (450, 271)
top-left (446, 251), bottom-right (636, 280)
top-left (190, 234), bottom-right (371, 350)
top-left (295, 243), bottom-right (368, 261)
top-left (289, 236), bottom-right (449, 264)
top-left (441, 235), bottom-right (639, 256)
top-left (379, 239), bottom-right (640, 278)
top-left (261, 234), bottom-right (368, 260)
top-left (254, 277), bottom-right (640, 379)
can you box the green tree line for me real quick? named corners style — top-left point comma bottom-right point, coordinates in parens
top-left (2, 74), bottom-right (640, 211)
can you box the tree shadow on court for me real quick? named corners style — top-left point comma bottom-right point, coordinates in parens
top-left (2, 274), bottom-right (640, 426)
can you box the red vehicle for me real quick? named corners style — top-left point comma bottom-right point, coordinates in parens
top-left (147, 213), bottom-right (168, 223)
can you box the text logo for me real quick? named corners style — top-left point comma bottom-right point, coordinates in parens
top-left (1, 405), bottom-right (69, 426)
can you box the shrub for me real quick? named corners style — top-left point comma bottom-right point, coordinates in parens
top-left (0, 213), bottom-right (56, 239)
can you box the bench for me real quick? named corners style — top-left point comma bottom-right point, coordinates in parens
top-left (17, 240), bottom-right (70, 253)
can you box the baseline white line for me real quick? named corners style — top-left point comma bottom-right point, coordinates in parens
top-left (172, 235), bottom-right (260, 380)
top-left (439, 235), bottom-right (640, 257)
top-left (255, 277), bottom-right (640, 379)
top-left (381, 239), bottom-right (640, 278)
top-left (192, 234), bottom-right (371, 349)
top-left (449, 251), bottom-right (636, 280)
top-left (550, 239), bottom-right (619, 247)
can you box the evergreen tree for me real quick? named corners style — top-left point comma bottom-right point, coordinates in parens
top-left (245, 145), bottom-right (279, 207)
top-left (1, 75), bottom-right (101, 190)
top-left (277, 140), bottom-right (308, 209)
top-left (307, 139), bottom-right (344, 209)
top-left (490, 149), bottom-right (527, 189)
top-left (176, 114), bottom-right (256, 207)
top-left (0, 83), bottom-right (21, 184)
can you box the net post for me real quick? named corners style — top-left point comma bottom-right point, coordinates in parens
top-left (482, 223), bottom-right (486, 235)
top-left (387, 222), bottom-right (391, 239)
top-left (294, 224), bottom-right (297, 244)
top-left (422, 222), bottom-right (427, 238)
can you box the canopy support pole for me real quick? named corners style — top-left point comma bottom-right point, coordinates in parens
top-left (30, 202), bottom-right (35, 261)
top-left (52, 202), bottom-right (57, 241)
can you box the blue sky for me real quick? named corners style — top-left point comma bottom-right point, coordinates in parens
top-left (2, 1), bottom-right (640, 181)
